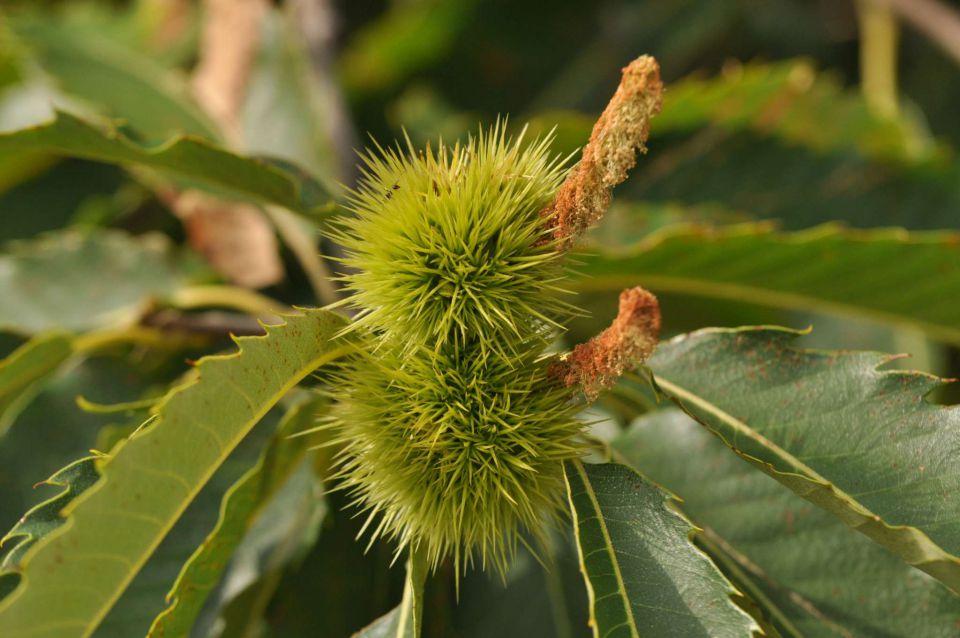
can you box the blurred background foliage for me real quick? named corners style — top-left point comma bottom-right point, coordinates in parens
top-left (0, 0), bottom-right (958, 636)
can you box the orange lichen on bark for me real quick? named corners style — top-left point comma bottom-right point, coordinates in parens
top-left (552, 287), bottom-right (661, 400)
top-left (542, 55), bottom-right (663, 248)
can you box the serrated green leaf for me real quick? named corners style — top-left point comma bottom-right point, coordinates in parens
top-left (0, 230), bottom-right (183, 334)
top-left (563, 460), bottom-right (759, 638)
top-left (0, 111), bottom-right (334, 219)
top-left (92, 402), bottom-right (278, 638)
top-left (0, 458), bottom-right (98, 575)
top-left (0, 333), bottom-right (72, 435)
top-left (577, 223), bottom-right (960, 345)
top-left (146, 396), bottom-right (327, 637)
top-left (617, 409), bottom-right (960, 637)
top-left (353, 549), bottom-right (428, 638)
top-left (649, 327), bottom-right (960, 595)
top-left (0, 356), bottom-right (156, 535)
top-left (0, 308), bottom-right (350, 638)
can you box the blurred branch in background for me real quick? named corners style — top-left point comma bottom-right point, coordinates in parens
top-left (290, 0), bottom-right (359, 185)
top-left (167, 0), bottom-right (347, 303)
top-left (856, 0), bottom-right (899, 118)
top-left (868, 0), bottom-right (960, 66)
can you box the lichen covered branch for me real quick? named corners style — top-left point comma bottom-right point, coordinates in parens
top-left (551, 286), bottom-right (661, 400)
top-left (542, 55), bottom-right (663, 248)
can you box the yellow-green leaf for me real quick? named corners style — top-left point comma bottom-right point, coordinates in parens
top-left (0, 333), bottom-right (72, 436)
top-left (0, 309), bottom-right (350, 638)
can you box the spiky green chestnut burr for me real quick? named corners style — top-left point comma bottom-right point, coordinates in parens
top-left (328, 124), bottom-right (580, 574)
top-left (332, 340), bottom-right (581, 575)
top-left (330, 124), bottom-right (575, 354)
top-left (329, 56), bottom-right (664, 577)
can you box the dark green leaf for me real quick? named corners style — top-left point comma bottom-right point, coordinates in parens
top-left (353, 550), bottom-right (428, 638)
top-left (650, 327), bottom-right (960, 594)
top-left (616, 409), bottom-right (960, 637)
top-left (233, 488), bottom-right (404, 638)
top-left (564, 460), bottom-right (759, 637)
top-left (577, 223), bottom-right (960, 345)
top-left (146, 396), bottom-right (328, 636)
top-left (0, 111), bottom-right (334, 220)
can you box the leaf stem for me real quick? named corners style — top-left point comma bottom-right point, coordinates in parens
top-left (169, 285), bottom-right (289, 318)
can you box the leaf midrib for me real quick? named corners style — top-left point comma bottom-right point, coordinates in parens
top-left (653, 374), bottom-right (960, 593)
top-left (3, 344), bottom-right (352, 638)
top-left (569, 460), bottom-right (640, 638)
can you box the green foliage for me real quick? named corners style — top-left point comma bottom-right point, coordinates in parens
top-left (0, 111), bottom-right (333, 220)
top-left (618, 409), bottom-right (960, 637)
top-left (92, 397), bottom-right (290, 638)
top-left (649, 327), bottom-right (960, 595)
top-left (147, 396), bottom-right (328, 636)
top-left (0, 333), bottom-right (72, 434)
top-left (1, 2), bottom-right (959, 636)
top-left (0, 355), bottom-right (156, 537)
top-left (0, 458), bottom-right (98, 580)
top-left (564, 460), bottom-right (760, 637)
top-left (0, 310), bottom-right (349, 637)
top-left (354, 551), bottom-right (428, 638)
top-left (9, 12), bottom-right (217, 141)
top-left (579, 222), bottom-right (960, 345)
top-left (0, 231), bottom-right (182, 334)
top-left (651, 60), bottom-right (929, 162)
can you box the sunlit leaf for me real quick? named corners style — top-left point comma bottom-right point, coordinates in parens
top-left (0, 309), bottom-right (350, 638)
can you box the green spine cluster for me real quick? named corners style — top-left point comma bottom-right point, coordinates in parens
top-left (329, 124), bottom-right (583, 574)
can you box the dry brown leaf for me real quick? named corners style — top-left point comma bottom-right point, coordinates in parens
top-left (172, 190), bottom-right (284, 289)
